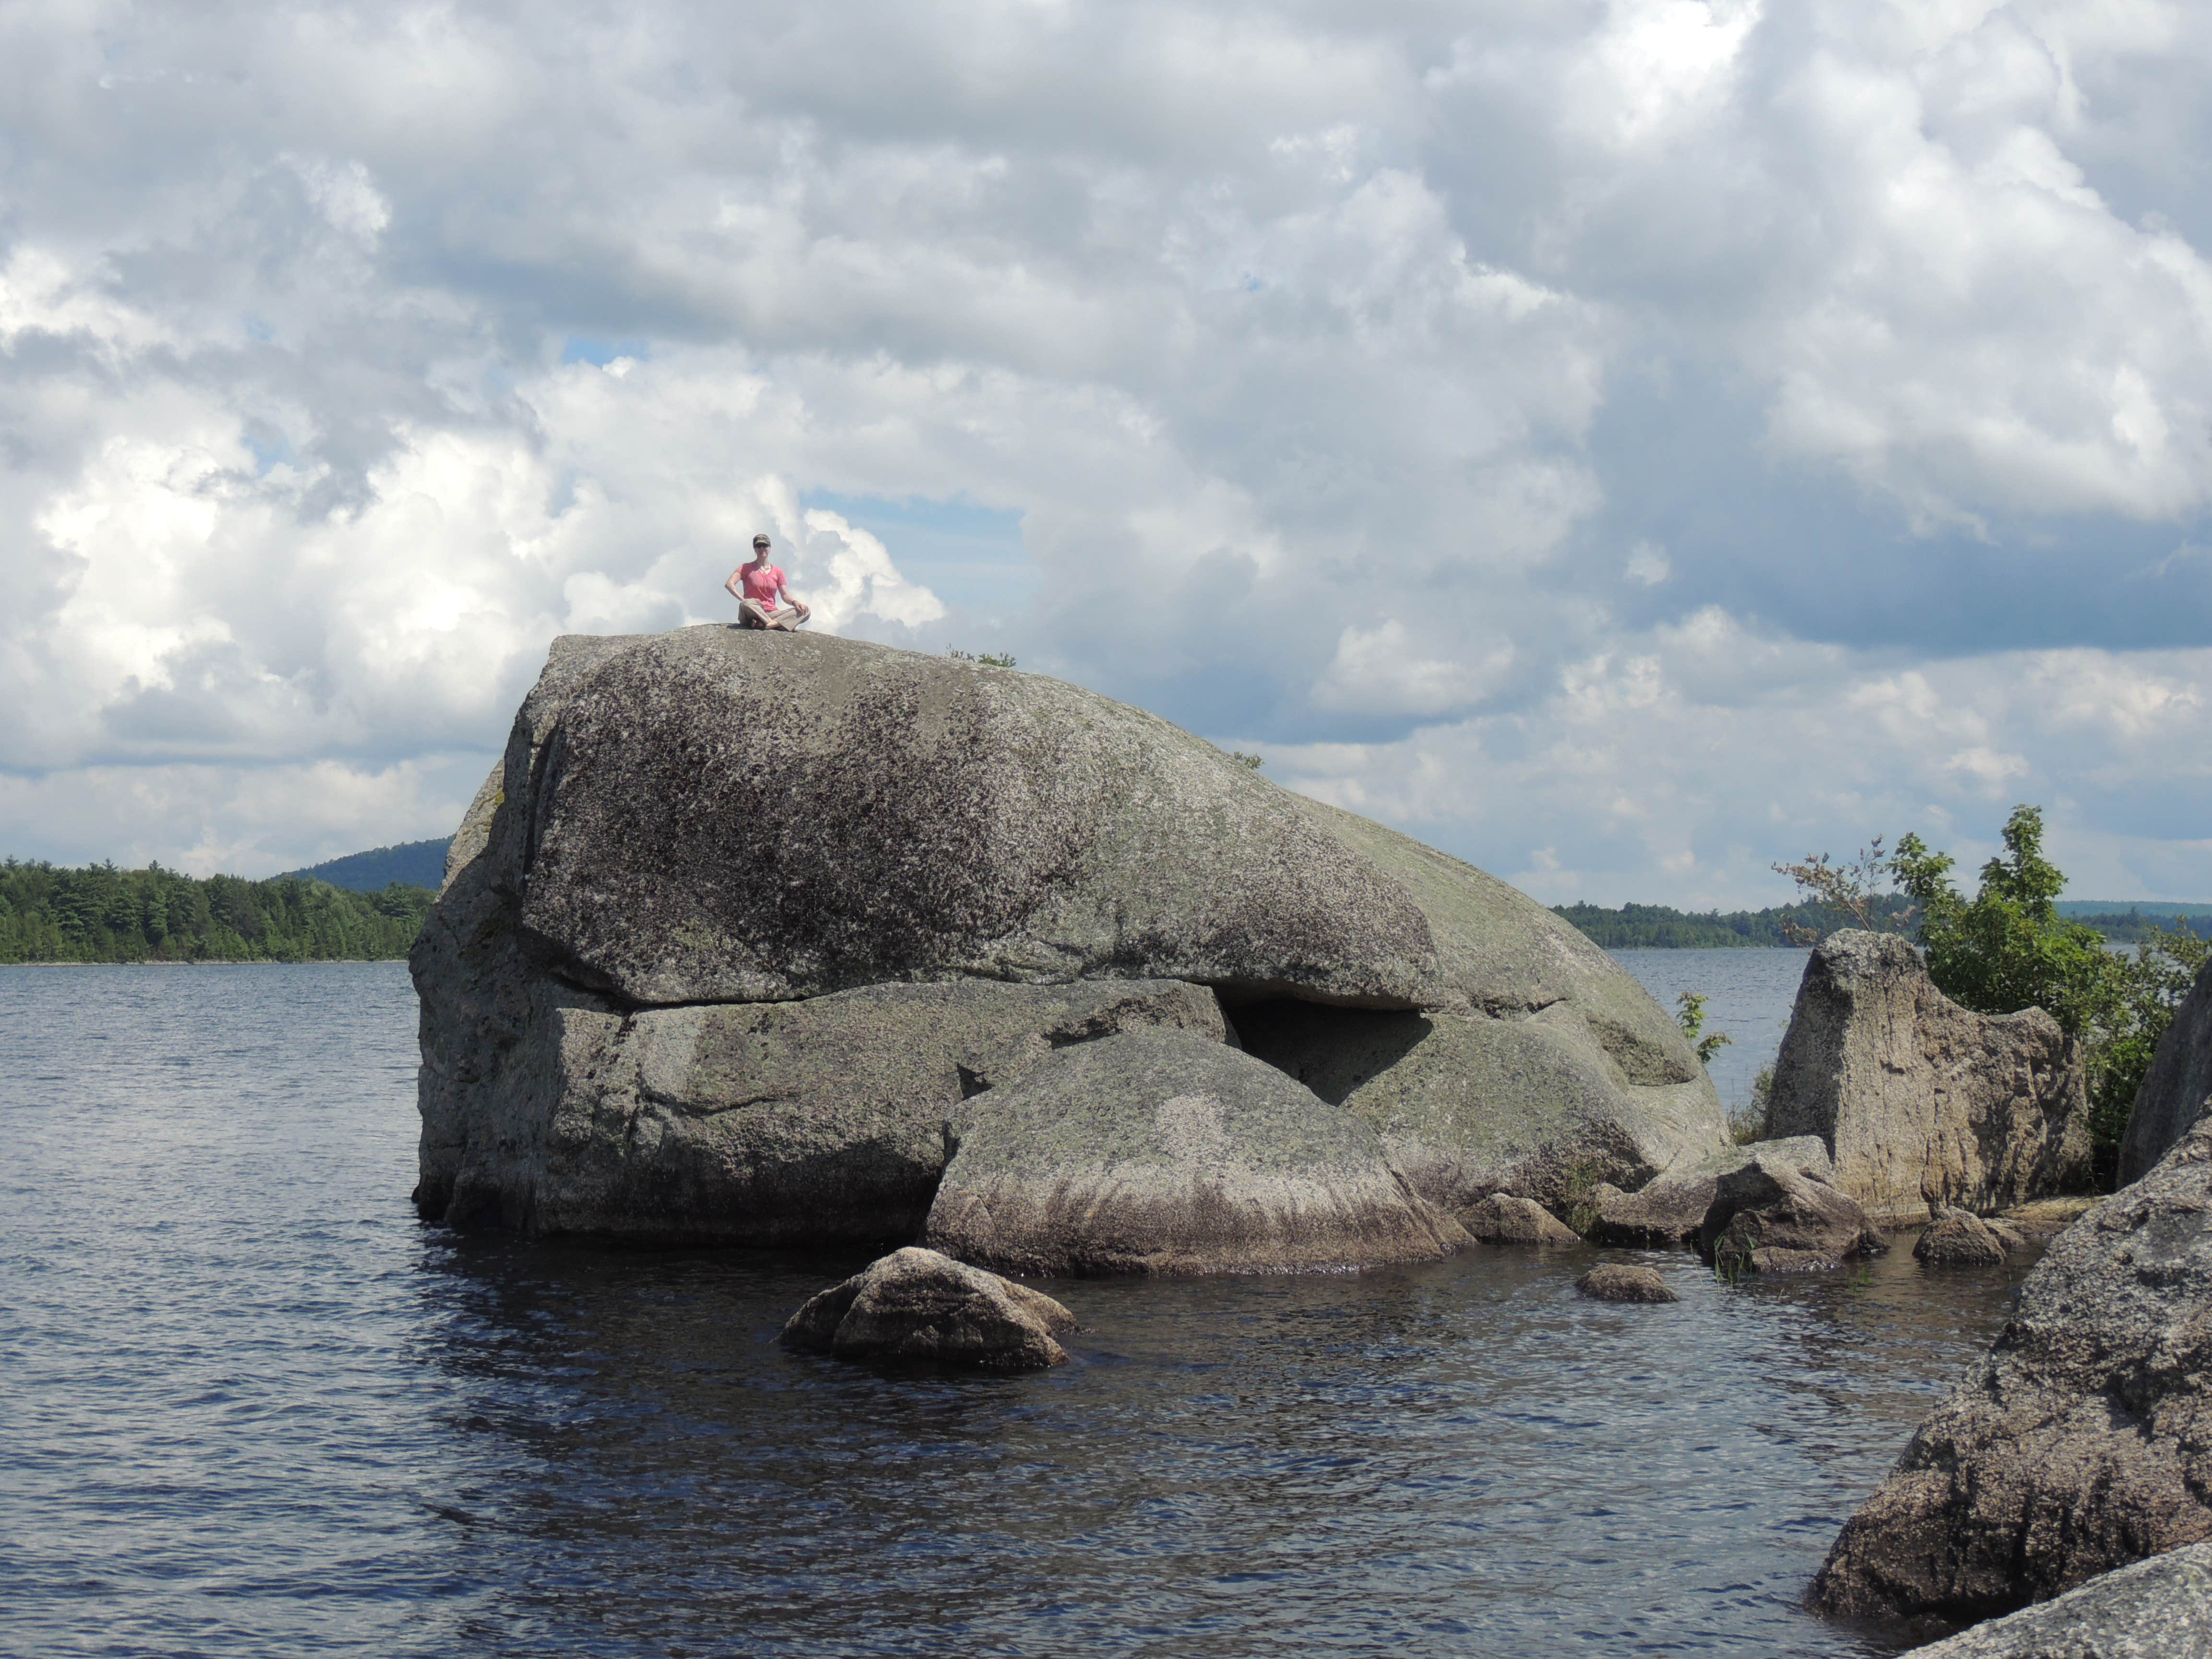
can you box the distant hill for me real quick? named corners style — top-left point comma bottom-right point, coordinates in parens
top-left (283, 838), bottom-right (452, 893)
top-left (2057, 900), bottom-right (2212, 921)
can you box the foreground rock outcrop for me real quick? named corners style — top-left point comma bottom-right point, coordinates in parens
top-left (1767, 931), bottom-right (2092, 1222)
top-left (1898, 1540), bottom-right (2212, 1658)
top-left (2119, 955), bottom-right (2212, 1186)
top-left (414, 627), bottom-right (1725, 1246)
top-left (779, 1248), bottom-right (1077, 1370)
top-left (923, 1030), bottom-right (1468, 1275)
top-left (1811, 1117), bottom-right (2212, 1622)
top-left (1589, 1136), bottom-right (1834, 1246)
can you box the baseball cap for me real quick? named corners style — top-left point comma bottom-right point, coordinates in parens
top-left (752, 533), bottom-right (771, 547)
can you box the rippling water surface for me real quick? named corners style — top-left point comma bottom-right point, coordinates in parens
top-left (3, 961), bottom-right (2028, 1657)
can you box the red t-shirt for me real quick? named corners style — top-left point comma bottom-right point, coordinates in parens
top-left (739, 563), bottom-right (786, 608)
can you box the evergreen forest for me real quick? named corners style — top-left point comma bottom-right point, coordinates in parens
top-left (0, 860), bottom-right (434, 964)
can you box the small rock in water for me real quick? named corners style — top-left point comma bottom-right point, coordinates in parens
top-left (1915, 1208), bottom-right (2010, 1266)
top-left (1748, 1247), bottom-right (1842, 1274)
top-left (1576, 1263), bottom-right (1677, 1302)
top-left (778, 1247), bottom-right (1077, 1372)
top-left (1701, 1152), bottom-right (1887, 1275)
top-left (1463, 1192), bottom-right (1581, 1247)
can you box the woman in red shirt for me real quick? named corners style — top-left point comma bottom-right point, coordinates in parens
top-left (725, 533), bottom-right (811, 630)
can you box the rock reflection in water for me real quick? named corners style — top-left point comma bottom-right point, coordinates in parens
top-left (1, 962), bottom-right (2029, 1658)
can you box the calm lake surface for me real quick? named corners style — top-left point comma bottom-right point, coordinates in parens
top-left (3, 956), bottom-right (2021, 1658)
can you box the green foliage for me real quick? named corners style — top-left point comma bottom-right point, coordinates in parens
top-left (1780, 804), bottom-right (2212, 1188)
top-left (1769, 841), bottom-right (1917, 943)
top-left (1729, 1065), bottom-right (1776, 1145)
top-left (947, 647), bottom-right (1018, 668)
top-left (0, 859), bottom-right (433, 964)
top-left (1675, 990), bottom-right (1732, 1066)
top-left (1226, 751), bottom-right (1265, 770)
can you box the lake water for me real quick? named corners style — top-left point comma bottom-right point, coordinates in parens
top-left (1, 956), bottom-right (2022, 1658)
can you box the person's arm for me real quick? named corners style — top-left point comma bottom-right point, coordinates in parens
top-left (724, 568), bottom-right (747, 601)
top-left (779, 576), bottom-right (809, 619)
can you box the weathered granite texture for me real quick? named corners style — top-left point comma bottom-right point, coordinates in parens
top-left (1811, 1118), bottom-right (2212, 1622)
top-left (415, 627), bottom-right (1726, 1243)
top-left (1767, 931), bottom-right (2093, 1222)
top-left (1897, 1541), bottom-right (2212, 1659)
top-left (1577, 1263), bottom-right (1677, 1303)
top-left (924, 1029), bottom-right (1469, 1276)
top-left (778, 1247), bottom-right (1077, 1370)
top-left (1915, 1209), bottom-right (2013, 1267)
top-left (433, 977), bottom-right (1226, 1241)
top-left (1700, 1152), bottom-right (1887, 1275)
top-left (2119, 955), bottom-right (2212, 1186)
top-left (1589, 1136), bottom-right (1834, 1247)
top-left (1462, 1192), bottom-right (1581, 1246)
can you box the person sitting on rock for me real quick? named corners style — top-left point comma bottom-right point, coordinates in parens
top-left (726, 533), bottom-right (811, 630)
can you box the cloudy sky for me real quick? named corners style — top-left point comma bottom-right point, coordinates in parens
top-left (5, 0), bottom-right (2210, 906)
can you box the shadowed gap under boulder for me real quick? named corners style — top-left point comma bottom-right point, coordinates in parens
top-left (1223, 998), bottom-right (1432, 1103)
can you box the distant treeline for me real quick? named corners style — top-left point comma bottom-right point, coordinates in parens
top-left (0, 860), bottom-right (435, 965)
top-left (1555, 896), bottom-right (2206, 949)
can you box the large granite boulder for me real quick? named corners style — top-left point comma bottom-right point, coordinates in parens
top-left (923, 1029), bottom-right (1469, 1275)
top-left (2119, 955), bottom-right (2212, 1186)
top-left (1897, 1540), bottom-right (2212, 1658)
top-left (414, 627), bottom-right (1725, 1241)
top-left (778, 1247), bottom-right (1077, 1371)
top-left (1588, 1135), bottom-right (1834, 1246)
top-left (1699, 1151), bottom-right (1886, 1274)
top-left (1810, 1118), bottom-right (2212, 1622)
top-left (1767, 931), bottom-right (2093, 1223)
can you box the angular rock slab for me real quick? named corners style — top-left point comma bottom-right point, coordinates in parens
top-left (1231, 999), bottom-right (1725, 1213)
top-left (1897, 1540), bottom-right (2212, 1659)
top-left (1811, 1120), bottom-right (2212, 1622)
top-left (1589, 1136), bottom-right (1835, 1247)
top-left (1700, 1152), bottom-right (1886, 1274)
top-left (1462, 1192), bottom-right (1580, 1246)
top-left (424, 976), bottom-right (1226, 1242)
top-left (1915, 1209), bottom-right (2012, 1267)
top-left (1767, 931), bottom-right (2092, 1221)
top-left (925, 1028), bottom-right (1469, 1276)
top-left (779, 1248), bottom-right (1077, 1371)
top-left (2120, 954), bottom-right (2212, 1186)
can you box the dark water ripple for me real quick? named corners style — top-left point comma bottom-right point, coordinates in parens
top-left (1, 962), bottom-right (2020, 1657)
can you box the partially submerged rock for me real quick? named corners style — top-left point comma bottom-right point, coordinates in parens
top-left (779, 1247), bottom-right (1077, 1371)
top-left (1576, 1263), bottom-right (1677, 1303)
top-left (1462, 1192), bottom-right (1580, 1247)
top-left (1700, 1152), bottom-right (1886, 1275)
top-left (415, 627), bottom-right (1726, 1243)
top-left (1767, 931), bottom-right (2092, 1222)
top-left (1897, 1539), bottom-right (2212, 1658)
top-left (924, 1029), bottom-right (1468, 1276)
top-left (1589, 1136), bottom-right (1835, 1247)
top-left (2119, 955), bottom-right (2212, 1186)
top-left (1811, 1120), bottom-right (2212, 1622)
top-left (1914, 1209), bottom-right (2012, 1267)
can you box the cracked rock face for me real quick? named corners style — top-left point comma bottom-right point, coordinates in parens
top-left (412, 628), bottom-right (1725, 1248)
top-left (2121, 955), bottom-right (2212, 1186)
top-left (1767, 931), bottom-right (2093, 1222)
top-left (1895, 1540), bottom-right (2212, 1659)
top-left (1810, 1119), bottom-right (2212, 1623)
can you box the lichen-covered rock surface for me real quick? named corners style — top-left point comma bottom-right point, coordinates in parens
top-left (2119, 954), bottom-right (2212, 1186)
top-left (1461, 1191), bottom-right (1580, 1247)
top-left (413, 626), bottom-right (1726, 1244)
top-left (778, 1247), bottom-right (1077, 1371)
top-left (1896, 1540), bottom-right (2212, 1659)
top-left (1767, 931), bottom-right (2092, 1222)
top-left (924, 1029), bottom-right (1469, 1275)
top-left (1811, 1118), bottom-right (2212, 1623)
top-left (1576, 1263), bottom-right (1677, 1303)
